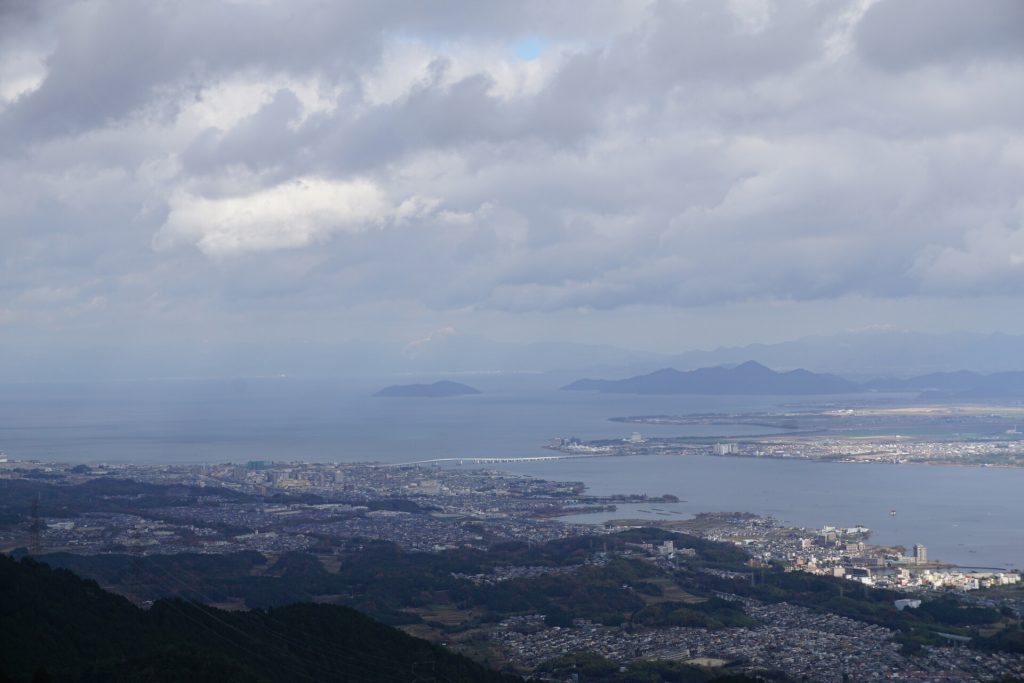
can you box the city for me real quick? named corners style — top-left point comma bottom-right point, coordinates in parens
top-left (3, 456), bottom-right (1024, 681)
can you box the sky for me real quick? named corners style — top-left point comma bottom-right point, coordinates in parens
top-left (2, 0), bottom-right (1024, 376)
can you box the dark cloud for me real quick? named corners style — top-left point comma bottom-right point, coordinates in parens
top-left (856, 0), bottom-right (1024, 71)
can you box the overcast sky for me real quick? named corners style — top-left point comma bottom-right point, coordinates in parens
top-left (2, 0), bottom-right (1024, 368)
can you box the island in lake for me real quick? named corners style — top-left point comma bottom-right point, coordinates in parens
top-left (374, 380), bottom-right (482, 398)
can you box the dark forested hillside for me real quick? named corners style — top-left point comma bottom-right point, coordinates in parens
top-left (0, 554), bottom-right (519, 683)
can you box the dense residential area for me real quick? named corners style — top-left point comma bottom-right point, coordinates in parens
top-left (3, 458), bottom-right (1024, 681)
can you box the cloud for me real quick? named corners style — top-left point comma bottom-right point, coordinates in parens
top-left (2, 0), bottom-right (1024, 356)
top-left (856, 0), bottom-right (1024, 71)
top-left (911, 202), bottom-right (1024, 294)
top-left (155, 177), bottom-right (408, 255)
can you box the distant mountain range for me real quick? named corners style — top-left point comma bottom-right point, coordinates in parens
top-left (374, 380), bottom-right (481, 397)
top-left (665, 330), bottom-right (1024, 377)
top-left (563, 362), bottom-right (1024, 398)
top-left (563, 361), bottom-right (859, 395)
top-left (865, 370), bottom-right (1024, 398)
top-left (5, 328), bottom-right (1024, 383)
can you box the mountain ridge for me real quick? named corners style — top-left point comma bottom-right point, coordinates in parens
top-left (563, 361), bottom-right (861, 395)
top-left (666, 331), bottom-right (1024, 376)
top-left (564, 362), bottom-right (1024, 398)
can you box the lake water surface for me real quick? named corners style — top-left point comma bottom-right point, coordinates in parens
top-left (497, 455), bottom-right (1024, 570)
top-left (0, 377), bottom-right (811, 463)
top-left (1, 378), bottom-right (1018, 569)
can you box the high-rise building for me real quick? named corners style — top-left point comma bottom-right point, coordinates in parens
top-left (913, 544), bottom-right (927, 565)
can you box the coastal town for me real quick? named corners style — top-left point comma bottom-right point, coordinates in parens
top-left (3, 456), bottom-right (1024, 682)
top-left (635, 512), bottom-right (1022, 594)
top-left (0, 458), bottom-right (614, 555)
top-left (548, 433), bottom-right (1024, 467)
top-left (1, 457), bottom-right (1019, 595)
top-left (547, 405), bottom-right (1024, 468)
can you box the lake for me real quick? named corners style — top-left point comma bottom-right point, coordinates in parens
top-left (0, 376), bottom-right (814, 463)
top-left (1, 377), bottom-right (1018, 568)
top-left (497, 455), bottom-right (1024, 570)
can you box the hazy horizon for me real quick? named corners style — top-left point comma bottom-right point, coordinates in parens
top-left (3, 327), bottom-right (1024, 383)
top-left (4, 1), bottom-right (1024, 383)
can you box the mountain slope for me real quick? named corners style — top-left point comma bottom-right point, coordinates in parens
top-left (0, 554), bottom-right (517, 683)
top-left (562, 361), bottom-right (860, 395)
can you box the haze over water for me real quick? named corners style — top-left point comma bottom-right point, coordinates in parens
top-left (0, 377), bottom-right (799, 463)
top-left (2, 377), bottom-right (1019, 569)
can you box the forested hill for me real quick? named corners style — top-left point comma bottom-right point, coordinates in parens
top-left (0, 554), bottom-right (519, 683)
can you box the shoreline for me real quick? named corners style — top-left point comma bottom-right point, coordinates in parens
top-left (567, 513), bottom-right (1015, 575)
top-left (544, 447), bottom-right (1024, 470)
